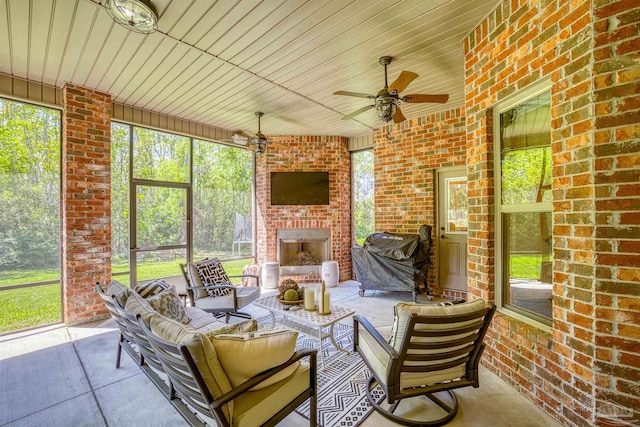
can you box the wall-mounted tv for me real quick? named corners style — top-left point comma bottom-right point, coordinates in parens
top-left (270, 172), bottom-right (330, 205)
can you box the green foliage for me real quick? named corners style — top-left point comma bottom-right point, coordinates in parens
top-left (0, 99), bottom-right (60, 270)
top-left (353, 150), bottom-right (375, 244)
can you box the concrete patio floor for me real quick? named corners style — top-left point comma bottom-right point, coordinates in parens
top-left (0, 281), bottom-right (562, 427)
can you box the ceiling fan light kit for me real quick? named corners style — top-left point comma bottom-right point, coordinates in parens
top-left (252, 112), bottom-right (269, 155)
top-left (106, 0), bottom-right (158, 34)
top-left (334, 55), bottom-right (449, 125)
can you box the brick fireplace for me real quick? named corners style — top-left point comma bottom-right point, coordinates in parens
top-left (255, 135), bottom-right (351, 283)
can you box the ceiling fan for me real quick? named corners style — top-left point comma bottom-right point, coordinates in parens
top-left (334, 56), bottom-right (449, 124)
top-left (230, 112), bottom-right (285, 155)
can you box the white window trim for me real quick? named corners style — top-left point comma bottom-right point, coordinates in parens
top-left (493, 79), bottom-right (553, 333)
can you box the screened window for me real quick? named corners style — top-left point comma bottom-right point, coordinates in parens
top-left (352, 149), bottom-right (375, 246)
top-left (193, 140), bottom-right (253, 259)
top-left (110, 124), bottom-right (254, 286)
top-left (0, 98), bottom-right (61, 332)
top-left (496, 89), bottom-right (553, 325)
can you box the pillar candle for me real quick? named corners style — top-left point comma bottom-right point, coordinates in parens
top-left (321, 292), bottom-right (331, 315)
top-left (304, 287), bottom-right (316, 311)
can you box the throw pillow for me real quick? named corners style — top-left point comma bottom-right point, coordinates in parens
top-left (134, 278), bottom-right (173, 298)
top-left (146, 288), bottom-right (190, 324)
top-left (124, 291), bottom-right (158, 327)
top-left (106, 280), bottom-right (131, 307)
top-left (194, 258), bottom-right (233, 297)
top-left (210, 329), bottom-right (300, 391)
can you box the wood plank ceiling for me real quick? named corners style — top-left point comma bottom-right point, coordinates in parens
top-left (0, 0), bottom-right (500, 137)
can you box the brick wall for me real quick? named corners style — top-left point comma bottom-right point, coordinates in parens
top-left (62, 84), bottom-right (111, 324)
top-left (592, 1), bottom-right (640, 425)
top-left (255, 135), bottom-right (352, 282)
top-left (464, 0), bottom-right (639, 426)
top-left (373, 108), bottom-right (467, 297)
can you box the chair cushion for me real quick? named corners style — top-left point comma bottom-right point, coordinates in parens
top-left (210, 329), bottom-right (300, 391)
top-left (194, 258), bottom-right (233, 297)
top-left (357, 325), bottom-right (392, 387)
top-left (134, 278), bottom-right (172, 298)
top-left (233, 362), bottom-right (311, 427)
top-left (106, 280), bottom-right (130, 307)
top-left (150, 315), bottom-right (234, 420)
top-left (192, 285), bottom-right (260, 312)
top-left (124, 291), bottom-right (158, 326)
top-left (146, 288), bottom-right (190, 324)
top-left (186, 262), bottom-right (208, 300)
top-left (390, 300), bottom-right (488, 388)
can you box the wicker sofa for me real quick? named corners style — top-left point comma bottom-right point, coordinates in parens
top-left (98, 280), bottom-right (318, 427)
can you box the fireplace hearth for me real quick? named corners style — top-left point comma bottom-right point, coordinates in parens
top-left (277, 228), bottom-right (331, 275)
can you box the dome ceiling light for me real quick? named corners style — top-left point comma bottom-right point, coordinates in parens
top-left (105, 0), bottom-right (158, 34)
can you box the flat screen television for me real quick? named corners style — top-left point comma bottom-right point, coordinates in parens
top-left (270, 172), bottom-right (330, 205)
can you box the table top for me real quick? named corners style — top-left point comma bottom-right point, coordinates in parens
top-left (254, 295), bottom-right (355, 327)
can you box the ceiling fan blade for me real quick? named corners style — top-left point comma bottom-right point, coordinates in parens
top-left (389, 71), bottom-right (418, 93)
top-left (334, 90), bottom-right (376, 99)
top-left (342, 105), bottom-right (375, 120)
top-left (402, 94), bottom-right (449, 103)
top-left (393, 105), bottom-right (406, 123)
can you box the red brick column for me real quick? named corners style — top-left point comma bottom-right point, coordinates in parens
top-left (464, 1), bottom-right (598, 426)
top-left (62, 84), bottom-right (111, 324)
top-left (593, 1), bottom-right (640, 424)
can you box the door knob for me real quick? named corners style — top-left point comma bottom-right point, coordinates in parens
top-left (440, 235), bottom-right (448, 239)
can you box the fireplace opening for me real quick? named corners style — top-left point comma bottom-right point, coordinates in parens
top-left (277, 229), bottom-right (330, 275)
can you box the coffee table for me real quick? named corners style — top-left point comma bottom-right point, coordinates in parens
top-left (253, 296), bottom-right (355, 368)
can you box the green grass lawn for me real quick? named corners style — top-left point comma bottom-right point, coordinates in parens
top-left (510, 254), bottom-right (551, 279)
top-left (0, 258), bottom-right (252, 333)
top-left (1, 254), bottom-right (545, 334)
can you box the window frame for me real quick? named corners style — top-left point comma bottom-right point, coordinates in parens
top-left (493, 79), bottom-right (553, 332)
top-left (110, 121), bottom-right (255, 286)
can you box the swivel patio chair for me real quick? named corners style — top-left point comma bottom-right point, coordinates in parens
top-left (354, 300), bottom-right (496, 426)
top-left (180, 258), bottom-right (260, 322)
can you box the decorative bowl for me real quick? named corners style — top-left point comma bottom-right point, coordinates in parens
top-left (276, 297), bottom-right (304, 306)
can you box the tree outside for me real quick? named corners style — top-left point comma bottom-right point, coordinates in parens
top-left (352, 150), bottom-right (375, 246)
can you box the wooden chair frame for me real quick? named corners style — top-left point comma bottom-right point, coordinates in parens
top-left (354, 304), bottom-right (496, 427)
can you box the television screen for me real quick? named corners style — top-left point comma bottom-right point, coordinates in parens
top-left (270, 172), bottom-right (330, 205)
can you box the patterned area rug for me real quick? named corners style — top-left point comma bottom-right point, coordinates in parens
top-left (257, 316), bottom-right (384, 427)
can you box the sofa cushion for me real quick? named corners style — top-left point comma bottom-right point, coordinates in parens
top-left (106, 280), bottom-right (130, 307)
top-left (146, 288), bottom-right (190, 324)
top-left (210, 329), bottom-right (300, 391)
top-left (124, 291), bottom-right (158, 326)
top-left (202, 318), bottom-right (258, 337)
top-left (134, 278), bottom-right (173, 298)
top-left (233, 362), bottom-right (311, 427)
top-left (150, 315), bottom-right (233, 420)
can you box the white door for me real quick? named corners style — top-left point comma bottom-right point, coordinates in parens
top-left (437, 167), bottom-right (468, 292)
